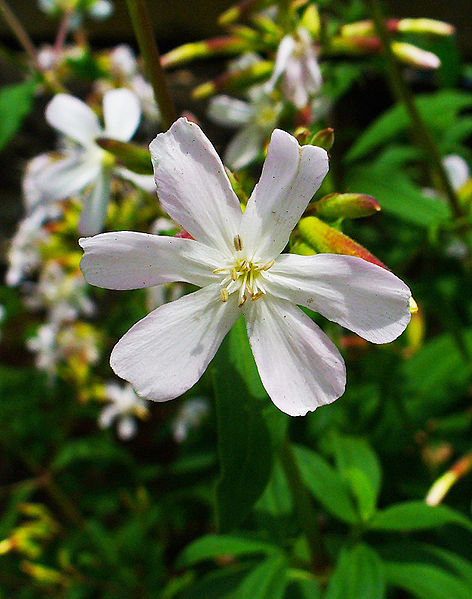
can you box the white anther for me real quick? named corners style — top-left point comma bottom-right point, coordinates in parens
top-left (233, 235), bottom-right (243, 251)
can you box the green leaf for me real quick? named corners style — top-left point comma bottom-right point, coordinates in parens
top-left (52, 437), bottom-right (134, 471)
top-left (176, 534), bottom-right (278, 568)
top-left (294, 445), bottom-right (358, 524)
top-left (346, 91), bottom-right (472, 162)
top-left (181, 564), bottom-right (251, 599)
top-left (384, 562), bottom-right (472, 599)
top-left (326, 544), bottom-right (386, 599)
top-left (213, 317), bottom-right (273, 532)
top-left (346, 162), bottom-right (450, 227)
top-left (369, 501), bottom-right (472, 532)
top-left (330, 434), bottom-right (382, 519)
top-left (0, 80), bottom-right (36, 151)
top-left (401, 329), bottom-right (472, 399)
top-left (235, 554), bottom-right (288, 599)
top-left (285, 569), bottom-right (322, 599)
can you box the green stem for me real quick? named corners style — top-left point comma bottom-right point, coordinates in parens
top-left (125, 0), bottom-right (177, 129)
top-left (0, 0), bottom-right (39, 68)
top-left (279, 439), bottom-right (328, 572)
top-left (366, 0), bottom-right (464, 221)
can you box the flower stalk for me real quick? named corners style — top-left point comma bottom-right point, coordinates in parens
top-left (365, 0), bottom-right (464, 221)
top-left (0, 0), bottom-right (39, 68)
top-left (279, 439), bottom-right (328, 572)
top-left (125, 0), bottom-right (177, 129)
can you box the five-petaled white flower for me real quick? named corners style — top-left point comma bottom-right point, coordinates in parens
top-left (38, 88), bottom-right (155, 236)
top-left (80, 117), bottom-right (411, 416)
top-left (265, 28), bottom-right (322, 109)
top-left (99, 382), bottom-right (149, 440)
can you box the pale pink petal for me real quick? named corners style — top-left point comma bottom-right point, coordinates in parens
top-left (244, 297), bottom-right (346, 416)
top-left (98, 404), bottom-right (119, 428)
top-left (115, 167), bottom-right (156, 193)
top-left (117, 416), bottom-right (137, 440)
top-left (225, 126), bottom-right (265, 171)
top-left (79, 232), bottom-right (222, 289)
top-left (266, 253), bottom-right (411, 344)
top-left (110, 284), bottom-right (240, 401)
top-left (45, 94), bottom-right (101, 145)
top-left (36, 155), bottom-right (101, 202)
top-left (103, 88), bottom-right (141, 142)
top-left (282, 54), bottom-right (308, 109)
top-left (265, 34), bottom-right (296, 92)
top-left (239, 130), bottom-right (328, 261)
top-left (79, 169), bottom-right (111, 235)
top-left (207, 95), bottom-right (253, 128)
top-left (149, 117), bottom-right (242, 255)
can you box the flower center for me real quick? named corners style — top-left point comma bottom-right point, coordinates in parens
top-left (212, 235), bottom-right (275, 307)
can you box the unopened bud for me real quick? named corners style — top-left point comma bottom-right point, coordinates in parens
top-left (426, 451), bottom-right (472, 505)
top-left (330, 35), bottom-right (381, 55)
top-left (193, 61), bottom-right (273, 98)
top-left (396, 18), bottom-right (455, 36)
top-left (298, 216), bottom-right (387, 268)
top-left (218, 0), bottom-right (263, 26)
top-left (341, 20), bottom-right (374, 38)
top-left (161, 37), bottom-right (247, 68)
top-left (291, 241), bottom-right (316, 256)
top-left (309, 128), bottom-right (335, 151)
top-left (307, 193), bottom-right (380, 219)
top-left (294, 127), bottom-right (311, 145)
top-left (96, 138), bottom-right (152, 174)
top-left (300, 4), bottom-right (321, 37)
top-left (391, 42), bottom-right (441, 70)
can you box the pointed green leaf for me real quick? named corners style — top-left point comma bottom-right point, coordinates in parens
top-left (235, 554), bottom-right (288, 599)
top-left (326, 544), bottom-right (386, 599)
top-left (0, 79), bottom-right (36, 151)
top-left (213, 317), bottom-right (273, 532)
top-left (385, 562), bottom-right (472, 599)
top-left (369, 501), bottom-right (472, 532)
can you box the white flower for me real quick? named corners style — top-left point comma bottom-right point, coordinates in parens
top-left (99, 383), bottom-right (149, 440)
top-left (27, 323), bottom-right (59, 376)
top-left (38, 88), bottom-right (155, 236)
top-left (208, 88), bottom-right (283, 170)
top-left (172, 397), bottom-right (210, 443)
top-left (39, 0), bottom-right (113, 21)
top-left (442, 155), bottom-right (470, 192)
top-left (80, 117), bottom-right (411, 416)
top-left (266, 28), bottom-right (322, 109)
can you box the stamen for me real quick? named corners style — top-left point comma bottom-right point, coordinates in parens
top-left (251, 291), bottom-right (264, 301)
top-left (262, 259), bottom-right (275, 271)
top-left (213, 267), bottom-right (227, 274)
top-left (220, 288), bottom-right (229, 302)
top-left (238, 295), bottom-right (247, 307)
top-left (245, 285), bottom-right (254, 298)
top-left (230, 267), bottom-right (237, 281)
top-left (233, 235), bottom-right (243, 251)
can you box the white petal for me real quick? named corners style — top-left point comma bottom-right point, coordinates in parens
top-left (78, 169), bottom-right (111, 236)
top-left (149, 117), bottom-right (242, 255)
top-left (117, 416), bottom-right (137, 440)
top-left (45, 94), bottom-right (101, 145)
top-left (244, 297), bottom-right (346, 416)
top-left (282, 54), bottom-right (308, 108)
top-left (115, 167), bottom-right (156, 193)
top-left (265, 34), bottom-right (296, 93)
top-left (207, 95), bottom-right (254, 128)
top-left (79, 232), bottom-right (222, 289)
top-left (225, 126), bottom-right (265, 171)
top-left (99, 403), bottom-right (119, 428)
top-left (103, 88), bottom-right (141, 142)
top-left (267, 253), bottom-right (412, 344)
top-left (36, 155), bottom-right (101, 202)
top-left (239, 130), bottom-right (328, 261)
top-left (443, 155), bottom-right (470, 192)
top-left (110, 284), bottom-right (240, 401)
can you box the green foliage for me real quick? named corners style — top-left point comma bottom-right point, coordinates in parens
top-left (0, 79), bottom-right (36, 151)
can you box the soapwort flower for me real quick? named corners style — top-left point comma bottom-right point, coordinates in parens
top-left (80, 118), bottom-right (411, 416)
top-left (265, 28), bottom-right (322, 109)
top-left (99, 382), bottom-right (149, 440)
top-left (38, 88), bottom-right (155, 236)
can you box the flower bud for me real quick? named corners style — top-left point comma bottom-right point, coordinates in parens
top-left (309, 128), bottom-right (335, 151)
top-left (95, 138), bottom-right (152, 174)
top-left (391, 42), bottom-right (441, 70)
top-left (291, 241), bottom-right (316, 256)
top-left (218, 0), bottom-right (263, 26)
top-left (161, 37), bottom-right (247, 68)
top-left (426, 451), bottom-right (472, 506)
top-left (396, 18), bottom-right (455, 36)
top-left (192, 61), bottom-right (273, 98)
top-left (307, 193), bottom-right (380, 219)
top-left (329, 35), bottom-right (381, 55)
top-left (300, 4), bottom-right (321, 38)
top-left (298, 216), bottom-right (387, 268)
top-left (340, 20), bottom-right (374, 38)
